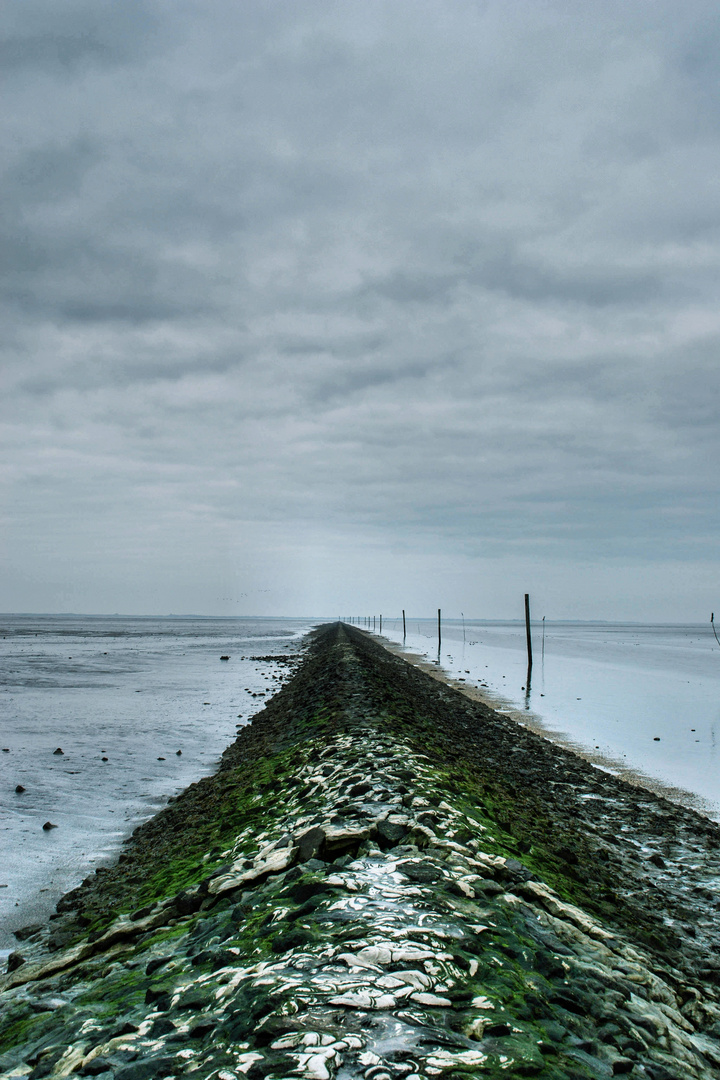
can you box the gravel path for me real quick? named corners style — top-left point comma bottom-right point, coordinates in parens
top-left (1, 623), bottom-right (719, 1080)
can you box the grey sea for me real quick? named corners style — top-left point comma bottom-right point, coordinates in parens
top-left (0, 615), bottom-right (317, 953)
top-left (384, 618), bottom-right (720, 822)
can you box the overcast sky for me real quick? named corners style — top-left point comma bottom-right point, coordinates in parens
top-left (2, 1), bottom-right (719, 620)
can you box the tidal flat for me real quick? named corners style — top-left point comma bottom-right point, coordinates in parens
top-left (1, 623), bottom-right (720, 1079)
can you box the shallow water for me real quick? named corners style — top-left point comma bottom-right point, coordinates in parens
top-left (377, 619), bottom-right (720, 821)
top-left (0, 615), bottom-right (319, 949)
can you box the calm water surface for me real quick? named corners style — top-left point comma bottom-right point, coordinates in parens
top-left (0, 615), bottom-right (321, 950)
top-left (378, 619), bottom-right (720, 821)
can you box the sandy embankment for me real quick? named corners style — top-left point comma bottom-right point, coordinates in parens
top-left (1, 623), bottom-right (719, 1079)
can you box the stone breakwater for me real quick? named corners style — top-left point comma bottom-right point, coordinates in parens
top-left (1, 624), bottom-right (720, 1080)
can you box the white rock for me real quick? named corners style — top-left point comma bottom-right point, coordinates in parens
top-left (356, 945), bottom-right (392, 965)
top-left (471, 995), bottom-right (495, 1009)
top-left (235, 1053), bottom-right (263, 1074)
top-left (427, 1050), bottom-right (487, 1069)
top-left (390, 969), bottom-right (432, 989)
top-left (410, 992), bottom-right (452, 1006)
top-left (305, 1054), bottom-right (330, 1079)
top-left (337, 951), bottom-right (381, 971)
top-left (329, 990), bottom-right (374, 1009)
top-left (271, 1033), bottom-right (303, 1049)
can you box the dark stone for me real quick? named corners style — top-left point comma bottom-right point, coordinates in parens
top-left (53, 748), bottom-right (64, 755)
top-left (535, 951), bottom-right (568, 980)
top-left (612, 1060), bottom-right (635, 1075)
top-left (42, 822), bottom-right (58, 831)
top-left (288, 880), bottom-right (333, 904)
top-left (644, 1067), bottom-right (677, 1080)
top-left (130, 905), bottom-right (154, 921)
top-left (402, 860), bottom-right (442, 884)
top-left (297, 826), bottom-right (326, 862)
top-left (144, 987), bottom-right (172, 1009)
top-left (148, 1017), bottom-right (175, 1037)
top-left (173, 888), bottom-right (203, 916)
top-left (347, 782), bottom-right (373, 798)
top-left (504, 857), bottom-right (534, 880)
top-left (253, 1017), bottom-right (300, 1047)
top-left (303, 858), bottom-right (326, 871)
top-left (271, 927), bottom-right (313, 953)
top-left (538, 1042), bottom-right (558, 1055)
top-left (78, 1058), bottom-right (115, 1076)
top-left (13, 924), bottom-right (43, 941)
top-left (189, 1016), bottom-right (218, 1039)
top-left (285, 897), bottom-right (323, 922)
top-left (377, 820), bottom-right (409, 847)
top-left (106, 1022), bottom-right (139, 1041)
top-left (474, 878), bottom-right (504, 896)
top-left (191, 949), bottom-right (216, 968)
top-left (549, 990), bottom-right (587, 1016)
top-left (246, 1055), bottom-right (293, 1079)
top-left (175, 989), bottom-right (212, 1011)
top-left (648, 852), bottom-right (666, 869)
top-left (28, 1048), bottom-right (67, 1079)
top-left (7, 951), bottom-right (25, 972)
top-left (15, 785), bottom-right (25, 793)
top-left (145, 956), bottom-right (172, 976)
top-left (484, 1023), bottom-right (512, 1037)
top-left (114, 1058), bottom-right (177, 1080)
top-left (598, 1023), bottom-right (623, 1043)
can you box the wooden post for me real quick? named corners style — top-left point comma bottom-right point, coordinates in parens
top-left (438, 608), bottom-right (442, 648)
top-left (373, 616), bottom-right (376, 631)
top-left (402, 609), bottom-right (406, 638)
top-left (379, 615), bottom-right (382, 633)
top-left (524, 593), bottom-right (533, 670)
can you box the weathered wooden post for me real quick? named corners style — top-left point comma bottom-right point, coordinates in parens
top-left (373, 616), bottom-right (376, 631)
top-left (379, 615), bottom-right (382, 633)
top-left (438, 608), bottom-right (442, 648)
top-left (524, 593), bottom-right (533, 670)
top-left (402, 609), bottom-right (406, 639)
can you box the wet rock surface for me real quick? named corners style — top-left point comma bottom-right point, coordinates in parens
top-left (1, 623), bottom-right (720, 1079)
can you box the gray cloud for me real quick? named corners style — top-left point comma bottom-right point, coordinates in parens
top-left (2, 0), bottom-right (719, 618)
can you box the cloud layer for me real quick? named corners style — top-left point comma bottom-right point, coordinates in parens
top-left (2, 1), bottom-right (719, 618)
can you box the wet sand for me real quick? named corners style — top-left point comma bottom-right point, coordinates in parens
top-left (1, 623), bottom-right (719, 1079)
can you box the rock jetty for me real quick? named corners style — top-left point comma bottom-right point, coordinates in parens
top-left (2, 623), bottom-right (720, 1080)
